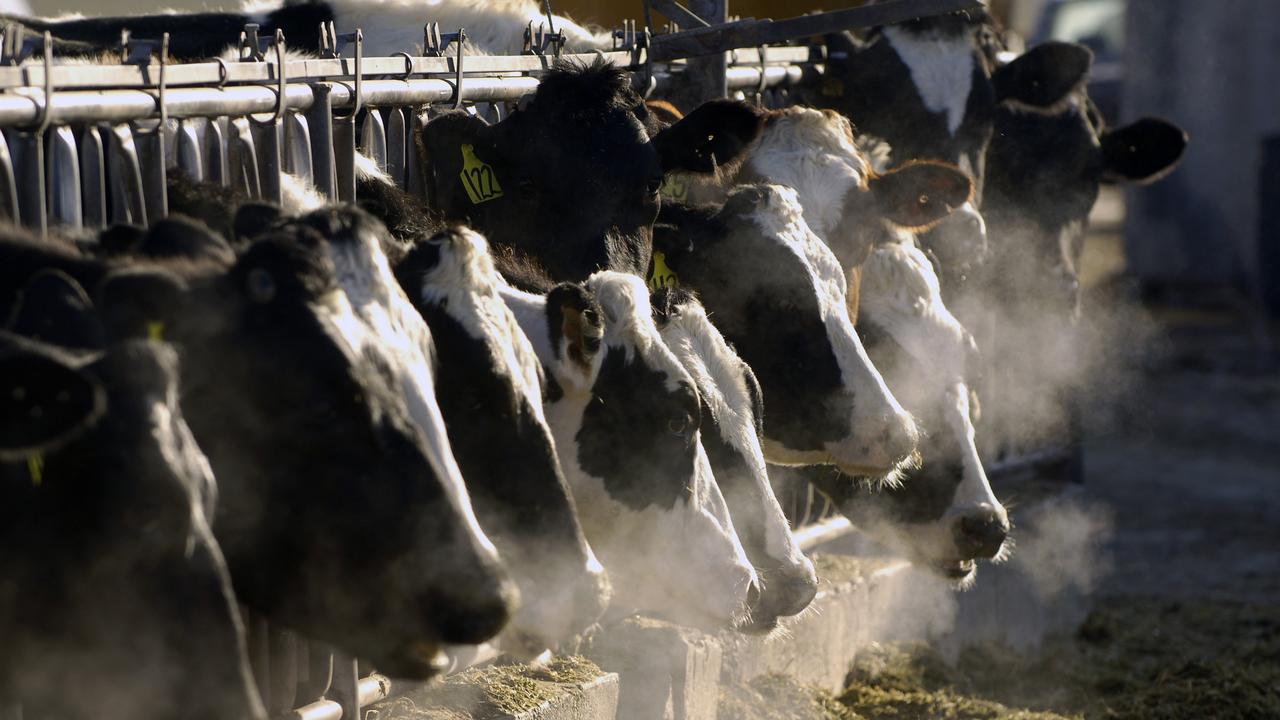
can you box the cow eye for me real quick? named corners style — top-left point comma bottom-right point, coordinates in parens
top-left (646, 177), bottom-right (664, 197)
top-left (918, 193), bottom-right (930, 206)
top-left (668, 412), bottom-right (692, 437)
top-left (246, 267), bottom-right (277, 304)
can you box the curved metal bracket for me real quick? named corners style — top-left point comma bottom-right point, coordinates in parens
top-left (451, 28), bottom-right (466, 110)
top-left (331, 28), bottom-right (363, 121)
top-left (27, 32), bottom-right (53, 134)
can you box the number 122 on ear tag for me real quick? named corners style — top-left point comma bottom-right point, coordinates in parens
top-left (460, 144), bottom-right (503, 204)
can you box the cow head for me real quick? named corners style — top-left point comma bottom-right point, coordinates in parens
top-left (95, 212), bottom-right (516, 678)
top-left (826, 238), bottom-right (1009, 586)
top-left (505, 273), bottom-right (758, 630)
top-left (0, 331), bottom-right (266, 720)
top-left (394, 226), bottom-right (610, 655)
top-left (652, 288), bottom-right (817, 631)
top-left (653, 185), bottom-right (919, 481)
top-left (733, 107), bottom-right (973, 274)
top-left (421, 59), bottom-right (763, 281)
top-left (984, 41), bottom-right (1187, 319)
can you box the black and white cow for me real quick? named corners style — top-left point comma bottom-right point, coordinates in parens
top-left (982, 41), bottom-right (1187, 320)
top-left (393, 225), bottom-right (611, 655)
top-left (0, 327), bottom-right (265, 720)
top-left (422, 60), bottom-right (764, 282)
top-left (501, 273), bottom-right (760, 631)
top-left (812, 8), bottom-right (999, 280)
top-left (653, 185), bottom-right (920, 481)
top-left (810, 235), bottom-right (1008, 586)
top-left (1, 218), bottom-right (516, 678)
top-left (651, 287), bottom-right (817, 630)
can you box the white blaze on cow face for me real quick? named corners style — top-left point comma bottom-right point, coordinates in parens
top-left (306, 213), bottom-right (503, 575)
top-left (655, 292), bottom-right (816, 625)
top-left (407, 227), bottom-right (611, 652)
top-left (881, 24), bottom-right (976, 137)
top-left (740, 185), bottom-right (919, 479)
top-left (531, 272), bottom-right (757, 630)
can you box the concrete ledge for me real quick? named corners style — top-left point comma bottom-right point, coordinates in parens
top-left (583, 617), bottom-right (721, 720)
top-left (365, 659), bottom-right (619, 720)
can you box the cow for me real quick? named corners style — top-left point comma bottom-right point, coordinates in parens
top-left (500, 274), bottom-right (760, 631)
top-left (982, 41), bottom-right (1187, 321)
top-left (810, 7), bottom-right (999, 286)
top-left (0, 325), bottom-right (266, 720)
top-left (421, 59), bottom-right (764, 283)
top-left (1, 218), bottom-right (516, 678)
top-left (808, 235), bottom-right (1009, 586)
top-left (392, 225), bottom-right (611, 655)
top-left (652, 287), bottom-right (818, 631)
top-left (4, 0), bottom-right (609, 60)
top-left (651, 184), bottom-right (919, 481)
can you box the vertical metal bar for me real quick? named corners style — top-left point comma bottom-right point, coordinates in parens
top-left (284, 112), bottom-right (314, 186)
top-left (386, 107), bottom-right (408, 189)
top-left (296, 645), bottom-right (334, 705)
top-left (251, 118), bottom-right (283, 205)
top-left (205, 118), bottom-right (227, 186)
top-left (105, 124), bottom-right (145, 226)
top-left (329, 652), bottom-right (360, 720)
top-left (78, 125), bottom-right (106, 229)
top-left (0, 131), bottom-right (20, 224)
top-left (45, 126), bottom-right (82, 229)
top-left (306, 85), bottom-right (337, 201)
top-left (674, 0), bottom-right (728, 107)
top-left (5, 129), bottom-right (47, 235)
top-left (133, 122), bottom-right (168, 223)
top-left (405, 108), bottom-right (428, 198)
top-left (248, 613), bottom-right (271, 712)
top-left (228, 118), bottom-right (262, 199)
top-left (334, 115), bottom-right (356, 203)
top-left (268, 629), bottom-right (299, 716)
top-left (358, 108), bottom-right (388, 173)
top-left (176, 119), bottom-right (205, 181)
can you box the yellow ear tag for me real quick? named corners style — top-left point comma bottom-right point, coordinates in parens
top-left (659, 175), bottom-right (689, 202)
top-left (147, 321), bottom-right (165, 341)
top-left (649, 251), bottom-right (679, 292)
top-left (28, 453), bottom-right (44, 487)
top-left (459, 144), bottom-right (503, 204)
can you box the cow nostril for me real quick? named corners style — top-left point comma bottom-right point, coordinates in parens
top-left (956, 509), bottom-right (1010, 559)
top-left (745, 580), bottom-right (763, 610)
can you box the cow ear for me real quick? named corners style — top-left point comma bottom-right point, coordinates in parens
top-left (870, 161), bottom-right (973, 231)
top-left (234, 202), bottom-right (284, 245)
top-left (546, 283), bottom-right (604, 387)
top-left (992, 41), bottom-right (1093, 108)
top-left (142, 215), bottom-right (236, 266)
top-left (97, 223), bottom-right (147, 257)
top-left (0, 348), bottom-right (105, 462)
top-left (655, 99), bottom-right (763, 174)
top-left (1100, 118), bottom-right (1188, 185)
top-left (419, 111), bottom-right (501, 219)
top-left (8, 269), bottom-right (104, 351)
top-left (96, 268), bottom-right (190, 345)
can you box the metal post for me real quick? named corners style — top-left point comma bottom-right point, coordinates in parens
top-left (175, 119), bottom-right (205, 180)
top-left (334, 115), bottom-right (356, 203)
top-left (228, 117), bottom-right (262, 199)
top-left (45, 126), bottom-right (82, 229)
top-left (669, 0), bottom-right (727, 110)
top-left (405, 108), bottom-right (428, 198)
top-left (132, 121), bottom-right (168, 223)
top-left (284, 112), bottom-right (314, 185)
top-left (251, 118), bottom-right (283, 205)
top-left (306, 85), bottom-right (338, 202)
top-left (268, 629), bottom-right (299, 716)
top-left (5, 129), bottom-right (47, 235)
top-left (358, 108), bottom-right (388, 172)
top-left (0, 131), bottom-right (20, 224)
top-left (329, 652), bottom-right (360, 720)
top-left (205, 118), bottom-right (228, 186)
top-left (385, 107), bottom-right (408, 189)
top-left (105, 123), bottom-right (145, 226)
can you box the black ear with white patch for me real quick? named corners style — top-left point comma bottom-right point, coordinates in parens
top-left (1100, 118), bottom-right (1188, 185)
top-left (992, 41), bottom-right (1093, 108)
top-left (8, 269), bottom-right (104, 351)
top-left (0, 347), bottom-right (105, 462)
top-left (654, 99), bottom-right (764, 174)
top-left (870, 161), bottom-right (973, 231)
top-left (546, 283), bottom-right (604, 379)
top-left (420, 110), bottom-right (503, 220)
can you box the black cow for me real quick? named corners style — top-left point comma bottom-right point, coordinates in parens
top-left (1, 219), bottom-right (516, 678)
top-left (421, 59), bottom-right (763, 282)
top-left (0, 326), bottom-right (266, 720)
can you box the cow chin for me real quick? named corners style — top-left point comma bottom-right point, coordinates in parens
top-left (373, 642), bottom-right (449, 680)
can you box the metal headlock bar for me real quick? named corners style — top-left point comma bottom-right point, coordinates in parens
top-left (0, 1), bottom-right (1028, 718)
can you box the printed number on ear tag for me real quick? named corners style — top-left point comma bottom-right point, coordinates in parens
top-left (460, 144), bottom-right (503, 204)
top-left (660, 175), bottom-right (689, 202)
top-left (649, 251), bottom-right (679, 292)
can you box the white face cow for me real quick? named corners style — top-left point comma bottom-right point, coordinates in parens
top-left (392, 226), bottom-right (610, 655)
top-left (819, 237), bottom-right (1010, 586)
top-left (653, 184), bottom-right (919, 481)
top-left (500, 274), bottom-right (760, 631)
top-left (652, 287), bottom-right (817, 631)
